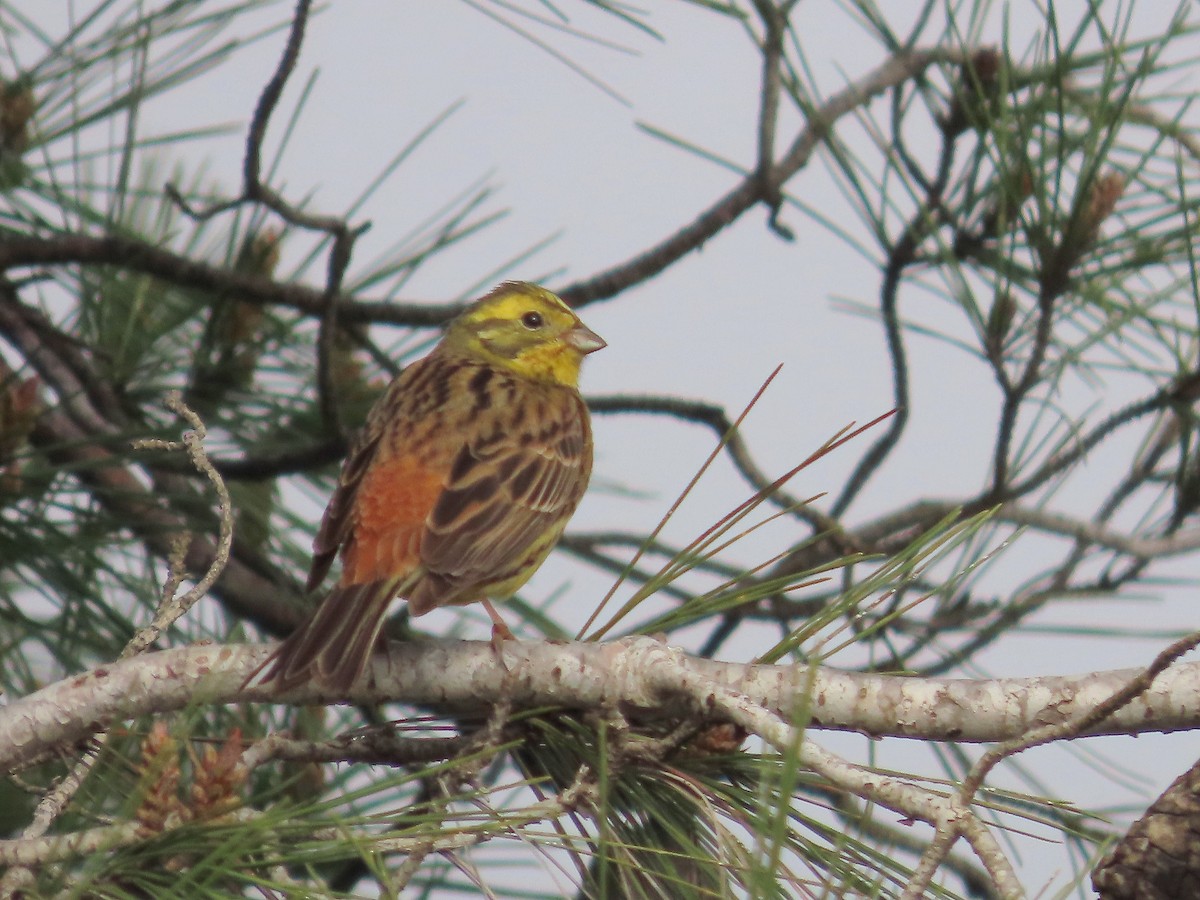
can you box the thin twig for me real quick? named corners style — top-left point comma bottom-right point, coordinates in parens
top-left (833, 115), bottom-right (959, 517)
top-left (126, 392), bottom-right (234, 655)
top-left (589, 393), bottom-right (846, 538)
top-left (561, 47), bottom-right (963, 308)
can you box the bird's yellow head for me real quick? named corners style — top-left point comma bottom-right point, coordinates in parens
top-left (444, 282), bottom-right (605, 386)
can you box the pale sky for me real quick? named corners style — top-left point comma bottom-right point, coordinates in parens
top-left (13, 1), bottom-right (1200, 895)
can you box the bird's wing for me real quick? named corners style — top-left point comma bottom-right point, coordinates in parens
top-left (306, 423), bottom-right (381, 592)
top-left (409, 387), bottom-right (592, 613)
top-left (306, 359), bottom-right (445, 592)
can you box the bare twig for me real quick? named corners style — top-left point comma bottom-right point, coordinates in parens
top-left (749, 0), bottom-right (795, 238)
top-left (589, 393), bottom-right (846, 537)
top-left (127, 392), bottom-right (234, 654)
top-left (561, 47), bottom-right (964, 308)
top-left (832, 113), bottom-right (959, 517)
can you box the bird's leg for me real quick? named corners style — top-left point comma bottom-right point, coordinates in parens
top-left (481, 598), bottom-right (516, 645)
top-left (481, 599), bottom-right (515, 672)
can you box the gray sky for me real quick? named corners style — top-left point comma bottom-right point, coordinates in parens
top-left (17, 1), bottom-right (1200, 894)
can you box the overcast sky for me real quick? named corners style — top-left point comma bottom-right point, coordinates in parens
top-left (14, 1), bottom-right (1200, 894)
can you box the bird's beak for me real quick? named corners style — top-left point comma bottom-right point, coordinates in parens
top-left (566, 323), bottom-right (606, 355)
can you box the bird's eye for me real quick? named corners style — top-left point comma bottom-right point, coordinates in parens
top-left (521, 311), bottom-right (544, 329)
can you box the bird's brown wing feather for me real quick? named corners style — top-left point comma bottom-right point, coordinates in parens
top-left (305, 361), bottom-right (440, 592)
top-left (408, 388), bottom-right (591, 614)
top-left (306, 426), bottom-right (382, 592)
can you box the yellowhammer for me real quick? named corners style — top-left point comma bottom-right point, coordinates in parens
top-left (260, 281), bottom-right (605, 691)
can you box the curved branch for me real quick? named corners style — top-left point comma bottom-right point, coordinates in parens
top-left (833, 109), bottom-right (959, 517)
top-left (0, 234), bottom-right (459, 326)
top-left (589, 393), bottom-right (846, 539)
top-left (7, 636), bottom-right (1200, 774)
top-left (857, 499), bottom-right (1200, 560)
top-left (561, 48), bottom-right (957, 308)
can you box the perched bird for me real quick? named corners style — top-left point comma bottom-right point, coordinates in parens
top-left (258, 281), bottom-right (604, 692)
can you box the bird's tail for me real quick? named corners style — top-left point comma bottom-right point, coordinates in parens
top-left (250, 578), bottom-right (402, 693)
